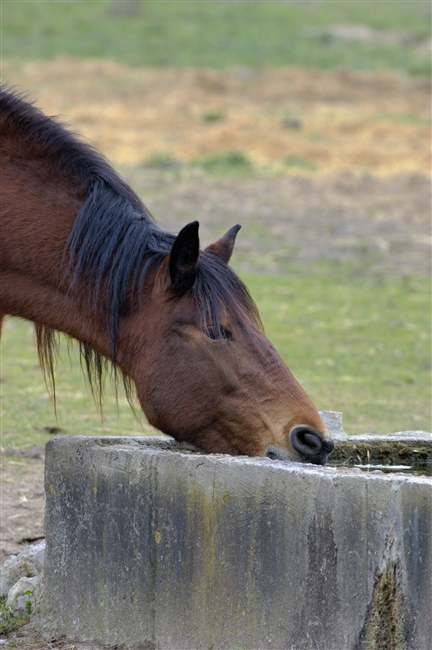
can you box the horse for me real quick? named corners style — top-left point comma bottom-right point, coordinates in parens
top-left (0, 89), bottom-right (334, 465)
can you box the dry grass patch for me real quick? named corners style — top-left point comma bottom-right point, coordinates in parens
top-left (4, 59), bottom-right (430, 175)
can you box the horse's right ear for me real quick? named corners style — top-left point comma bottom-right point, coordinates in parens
top-left (205, 224), bottom-right (241, 264)
top-left (169, 221), bottom-right (200, 294)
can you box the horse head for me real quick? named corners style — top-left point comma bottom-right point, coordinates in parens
top-left (121, 221), bottom-right (334, 465)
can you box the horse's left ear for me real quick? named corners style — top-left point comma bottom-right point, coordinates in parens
top-left (205, 224), bottom-right (241, 264)
top-left (169, 221), bottom-right (200, 293)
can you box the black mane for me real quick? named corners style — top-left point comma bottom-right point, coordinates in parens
top-left (2, 88), bottom-right (261, 403)
top-left (65, 178), bottom-right (176, 352)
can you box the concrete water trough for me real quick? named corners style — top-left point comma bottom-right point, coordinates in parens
top-left (36, 414), bottom-right (431, 650)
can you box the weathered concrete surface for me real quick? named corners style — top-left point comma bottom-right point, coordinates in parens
top-left (38, 436), bottom-right (431, 650)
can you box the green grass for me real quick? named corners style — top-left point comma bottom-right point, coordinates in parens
top-left (245, 267), bottom-right (431, 436)
top-left (143, 151), bottom-right (255, 177)
top-left (0, 319), bottom-right (156, 451)
top-left (140, 152), bottom-right (319, 180)
top-left (0, 596), bottom-right (34, 634)
top-left (1, 0), bottom-right (430, 75)
top-left (194, 151), bottom-right (254, 177)
top-left (141, 152), bottom-right (278, 180)
top-left (1, 264), bottom-right (430, 451)
top-left (284, 155), bottom-right (319, 173)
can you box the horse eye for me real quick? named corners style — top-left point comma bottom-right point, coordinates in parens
top-left (222, 327), bottom-right (233, 340)
top-left (206, 326), bottom-right (233, 341)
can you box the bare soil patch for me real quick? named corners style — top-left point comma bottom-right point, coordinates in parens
top-left (0, 455), bottom-right (45, 566)
top-left (127, 170), bottom-right (431, 277)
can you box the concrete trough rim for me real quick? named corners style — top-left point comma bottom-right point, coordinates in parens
top-left (48, 433), bottom-right (432, 484)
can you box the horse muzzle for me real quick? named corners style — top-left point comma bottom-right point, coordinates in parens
top-left (266, 425), bottom-right (334, 466)
top-left (290, 425), bottom-right (334, 465)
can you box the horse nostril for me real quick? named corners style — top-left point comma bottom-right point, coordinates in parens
top-left (290, 426), bottom-right (322, 456)
top-left (290, 426), bottom-right (334, 465)
top-left (302, 432), bottom-right (322, 451)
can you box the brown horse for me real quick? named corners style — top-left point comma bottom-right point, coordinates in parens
top-left (0, 89), bottom-right (333, 464)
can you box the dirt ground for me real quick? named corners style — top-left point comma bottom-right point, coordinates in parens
top-left (1, 61), bottom-right (431, 648)
top-left (1, 454), bottom-right (45, 566)
top-left (128, 171), bottom-right (431, 277)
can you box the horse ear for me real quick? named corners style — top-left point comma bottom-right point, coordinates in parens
top-left (205, 224), bottom-right (241, 264)
top-left (169, 221), bottom-right (200, 293)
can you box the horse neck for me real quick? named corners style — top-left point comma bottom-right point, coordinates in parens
top-left (2, 267), bottom-right (112, 358)
top-left (0, 156), bottom-right (114, 358)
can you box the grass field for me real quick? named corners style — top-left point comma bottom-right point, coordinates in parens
top-left (1, 0), bottom-right (430, 74)
top-left (248, 270), bottom-right (430, 435)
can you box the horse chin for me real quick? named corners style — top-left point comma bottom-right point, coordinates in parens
top-left (265, 445), bottom-right (298, 463)
top-left (265, 443), bottom-right (333, 466)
